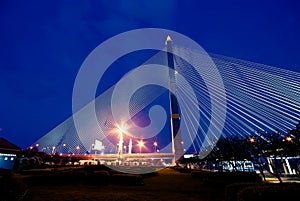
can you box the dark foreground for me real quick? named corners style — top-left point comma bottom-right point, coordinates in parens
top-left (27, 168), bottom-right (223, 201)
top-left (1, 166), bottom-right (300, 201)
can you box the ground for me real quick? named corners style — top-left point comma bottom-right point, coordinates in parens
top-left (25, 168), bottom-right (224, 201)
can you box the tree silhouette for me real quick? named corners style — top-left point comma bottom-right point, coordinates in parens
top-left (208, 136), bottom-right (252, 172)
top-left (247, 122), bottom-right (300, 183)
top-left (201, 122), bottom-right (300, 183)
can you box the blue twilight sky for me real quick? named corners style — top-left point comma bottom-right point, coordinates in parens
top-left (0, 0), bottom-right (300, 149)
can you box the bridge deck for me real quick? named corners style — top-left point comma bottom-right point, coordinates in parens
top-left (70, 153), bottom-right (175, 160)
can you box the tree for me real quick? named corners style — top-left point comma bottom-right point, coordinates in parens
top-left (248, 123), bottom-right (300, 183)
top-left (207, 136), bottom-right (252, 172)
top-left (285, 122), bottom-right (300, 175)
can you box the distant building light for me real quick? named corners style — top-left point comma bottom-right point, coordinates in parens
top-left (184, 154), bottom-right (194, 159)
top-left (0, 153), bottom-right (17, 157)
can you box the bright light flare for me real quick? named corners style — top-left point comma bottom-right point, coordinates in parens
top-left (138, 140), bottom-right (144, 147)
top-left (286, 136), bottom-right (292, 142)
top-left (137, 140), bottom-right (145, 154)
top-left (117, 123), bottom-right (127, 133)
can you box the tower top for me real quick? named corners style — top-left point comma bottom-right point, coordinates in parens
top-left (165, 35), bottom-right (172, 45)
top-left (166, 35), bottom-right (172, 42)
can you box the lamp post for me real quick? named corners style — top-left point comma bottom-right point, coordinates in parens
top-left (153, 141), bottom-right (158, 153)
top-left (52, 146), bottom-right (56, 154)
top-left (138, 140), bottom-right (144, 154)
top-left (117, 125), bottom-right (126, 158)
top-left (76, 146), bottom-right (80, 154)
top-left (118, 131), bottom-right (123, 156)
top-left (61, 143), bottom-right (67, 154)
top-left (35, 143), bottom-right (39, 152)
top-left (124, 145), bottom-right (127, 154)
top-left (128, 138), bottom-right (132, 154)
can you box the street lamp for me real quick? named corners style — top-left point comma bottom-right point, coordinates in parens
top-left (153, 141), bottom-right (158, 152)
top-left (52, 146), bottom-right (56, 154)
top-left (62, 143), bottom-right (67, 154)
top-left (138, 140), bottom-right (144, 154)
top-left (117, 125), bottom-right (127, 157)
top-left (286, 136), bottom-right (292, 142)
top-left (76, 146), bottom-right (80, 154)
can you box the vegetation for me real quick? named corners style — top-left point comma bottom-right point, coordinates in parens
top-left (224, 182), bottom-right (300, 201)
top-left (247, 122), bottom-right (300, 183)
top-left (179, 122), bottom-right (300, 183)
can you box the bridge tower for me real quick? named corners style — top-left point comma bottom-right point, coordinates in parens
top-left (166, 35), bottom-right (184, 165)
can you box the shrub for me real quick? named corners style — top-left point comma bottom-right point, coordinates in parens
top-left (237, 183), bottom-right (300, 201)
top-left (191, 171), bottom-right (262, 187)
top-left (22, 170), bottom-right (87, 186)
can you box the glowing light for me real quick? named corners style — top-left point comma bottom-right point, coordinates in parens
top-left (138, 140), bottom-right (145, 154)
top-left (249, 137), bottom-right (255, 143)
top-left (128, 139), bottom-right (132, 154)
top-left (165, 35), bottom-right (172, 45)
top-left (52, 146), bottom-right (56, 154)
top-left (166, 35), bottom-right (172, 42)
top-left (116, 124), bottom-right (126, 156)
top-left (286, 136), bottom-right (292, 142)
top-left (153, 141), bottom-right (158, 152)
top-left (117, 124), bottom-right (127, 134)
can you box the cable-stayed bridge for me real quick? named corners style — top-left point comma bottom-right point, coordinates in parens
top-left (32, 39), bottom-right (300, 165)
